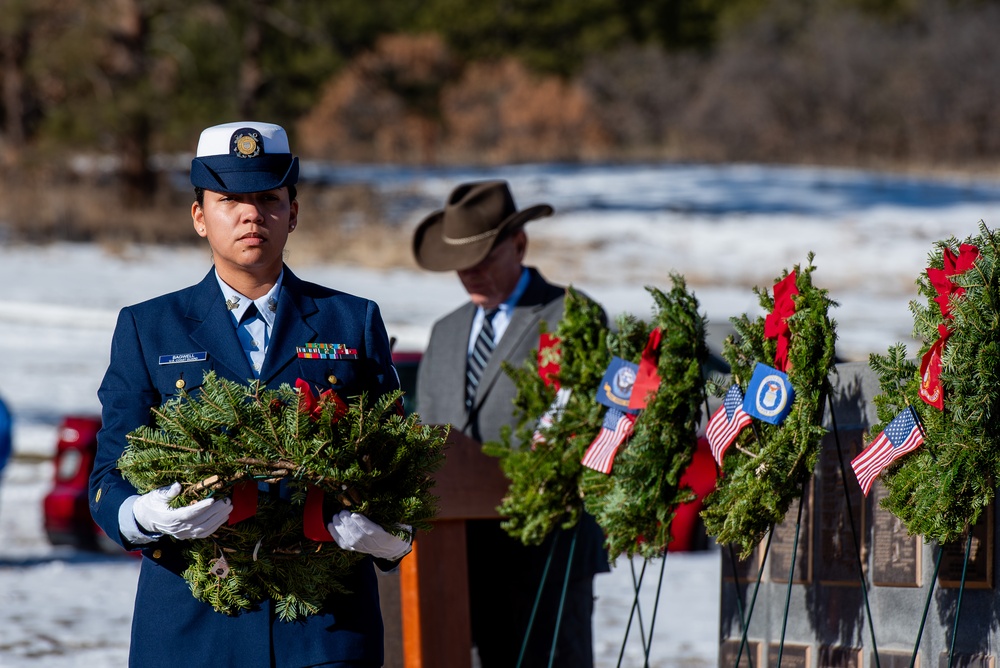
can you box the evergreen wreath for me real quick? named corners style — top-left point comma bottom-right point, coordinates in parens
top-left (483, 287), bottom-right (610, 547)
top-left (485, 276), bottom-right (710, 561)
top-left (581, 275), bottom-right (709, 560)
top-left (868, 222), bottom-right (1000, 543)
top-left (118, 372), bottom-right (445, 621)
top-left (701, 255), bottom-right (838, 558)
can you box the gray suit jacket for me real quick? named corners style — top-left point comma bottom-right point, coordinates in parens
top-left (416, 267), bottom-right (566, 444)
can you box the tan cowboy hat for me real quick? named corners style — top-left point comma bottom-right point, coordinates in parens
top-left (413, 180), bottom-right (553, 272)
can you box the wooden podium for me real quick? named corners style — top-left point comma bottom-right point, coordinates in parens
top-left (379, 429), bottom-right (510, 668)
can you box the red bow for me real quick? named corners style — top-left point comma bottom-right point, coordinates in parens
top-left (927, 244), bottom-right (979, 319)
top-left (303, 484), bottom-right (335, 542)
top-left (919, 245), bottom-right (978, 410)
top-left (763, 272), bottom-right (798, 372)
top-left (628, 327), bottom-right (662, 411)
top-left (919, 324), bottom-right (950, 409)
top-left (227, 480), bottom-right (259, 526)
top-left (537, 334), bottom-right (563, 390)
top-left (295, 378), bottom-right (347, 423)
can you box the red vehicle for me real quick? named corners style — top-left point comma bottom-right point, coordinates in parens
top-left (41, 351), bottom-right (717, 551)
top-left (42, 415), bottom-right (109, 550)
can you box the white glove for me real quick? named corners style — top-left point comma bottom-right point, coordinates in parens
top-left (327, 511), bottom-right (412, 561)
top-left (133, 482), bottom-right (232, 540)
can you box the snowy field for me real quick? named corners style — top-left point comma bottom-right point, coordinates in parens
top-left (3, 161), bottom-right (1000, 666)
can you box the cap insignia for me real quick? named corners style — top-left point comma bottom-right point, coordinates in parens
top-left (233, 131), bottom-right (261, 158)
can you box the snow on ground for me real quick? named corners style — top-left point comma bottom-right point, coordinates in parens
top-left (2, 161), bottom-right (1000, 666)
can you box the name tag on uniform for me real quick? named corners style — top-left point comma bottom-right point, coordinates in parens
top-left (158, 351), bottom-right (208, 365)
top-left (297, 343), bottom-right (358, 360)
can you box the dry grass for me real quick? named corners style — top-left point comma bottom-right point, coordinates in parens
top-left (289, 184), bottom-right (419, 269)
top-left (0, 171), bottom-right (419, 270)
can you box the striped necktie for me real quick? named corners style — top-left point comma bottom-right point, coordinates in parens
top-left (466, 309), bottom-right (499, 409)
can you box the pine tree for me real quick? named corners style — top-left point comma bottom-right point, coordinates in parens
top-left (118, 372), bottom-right (445, 620)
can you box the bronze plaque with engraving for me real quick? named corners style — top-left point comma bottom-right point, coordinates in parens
top-left (769, 643), bottom-right (809, 668)
top-left (770, 480), bottom-right (813, 584)
top-left (878, 650), bottom-right (918, 668)
top-left (939, 504), bottom-right (994, 589)
top-left (817, 429), bottom-right (865, 585)
top-left (871, 481), bottom-right (920, 587)
top-left (723, 543), bottom-right (763, 583)
top-left (938, 653), bottom-right (994, 668)
top-left (720, 640), bottom-right (762, 668)
top-left (819, 645), bottom-right (862, 668)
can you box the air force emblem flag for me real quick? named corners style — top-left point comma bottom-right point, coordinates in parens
top-left (596, 356), bottom-right (639, 414)
top-left (743, 362), bottom-right (795, 425)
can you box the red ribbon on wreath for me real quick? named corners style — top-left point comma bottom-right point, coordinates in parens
top-left (296, 379), bottom-right (349, 540)
top-left (537, 333), bottom-right (562, 390)
top-left (227, 481), bottom-right (259, 526)
top-left (927, 244), bottom-right (980, 319)
top-left (302, 484), bottom-right (334, 542)
top-left (919, 244), bottom-right (979, 409)
top-left (628, 327), bottom-right (662, 411)
top-left (296, 378), bottom-right (348, 422)
top-left (764, 272), bottom-right (798, 372)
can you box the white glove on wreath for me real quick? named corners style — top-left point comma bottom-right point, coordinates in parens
top-left (327, 510), bottom-right (412, 561)
top-left (133, 482), bottom-right (232, 540)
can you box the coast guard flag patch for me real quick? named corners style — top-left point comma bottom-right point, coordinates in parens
top-left (851, 408), bottom-right (924, 496)
top-left (743, 362), bottom-right (795, 425)
top-left (706, 385), bottom-right (752, 466)
top-left (581, 407), bottom-right (636, 474)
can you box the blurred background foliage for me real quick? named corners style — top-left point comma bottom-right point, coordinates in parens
top-left (1, 0), bottom-right (999, 247)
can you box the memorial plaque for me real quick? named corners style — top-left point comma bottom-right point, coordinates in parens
top-left (871, 481), bottom-right (920, 587)
top-left (768, 643), bottom-right (809, 668)
top-left (877, 650), bottom-right (918, 668)
top-left (817, 429), bottom-right (865, 585)
top-left (819, 645), bottom-right (862, 668)
top-left (939, 504), bottom-right (994, 589)
top-left (770, 479), bottom-right (813, 584)
top-left (720, 640), bottom-right (762, 668)
top-left (938, 653), bottom-right (994, 668)
top-left (723, 543), bottom-right (763, 583)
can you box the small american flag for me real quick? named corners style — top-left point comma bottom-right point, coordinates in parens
top-left (706, 385), bottom-right (752, 466)
top-left (581, 408), bottom-right (636, 474)
top-left (851, 407), bottom-right (924, 496)
top-left (531, 388), bottom-right (572, 448)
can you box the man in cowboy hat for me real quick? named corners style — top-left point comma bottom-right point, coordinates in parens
top-left (413, 180), bottom-right (609, 667)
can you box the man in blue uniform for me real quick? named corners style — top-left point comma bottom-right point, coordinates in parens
top-left (89, 121), bottom-right (408, 667)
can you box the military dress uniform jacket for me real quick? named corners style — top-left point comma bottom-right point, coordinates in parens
top-left (415, 267), bottom-right (609, 667)
top-left (89, 266), bottom-right (399, 668)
